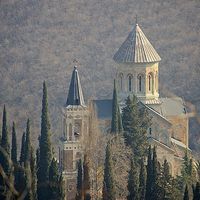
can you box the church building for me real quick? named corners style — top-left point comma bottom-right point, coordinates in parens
top-left (59, 22), bottom-right (190, 200)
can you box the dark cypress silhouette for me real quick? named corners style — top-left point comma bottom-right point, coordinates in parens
top-left (11, 122), bottom-right (17, 164)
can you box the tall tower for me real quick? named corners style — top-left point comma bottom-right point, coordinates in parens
top-left (60, 66), bottom-right (89, 200)
top-left (113, 23), bottom-right (161, 104)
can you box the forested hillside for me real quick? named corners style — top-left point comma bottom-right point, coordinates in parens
top-left (0, 0), bottom-right (200, 154)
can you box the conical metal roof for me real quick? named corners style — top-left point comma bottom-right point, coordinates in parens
top-left (113, 24), bottom-right (161, 63)
top-left (66, 66), bottom-right (85, 106)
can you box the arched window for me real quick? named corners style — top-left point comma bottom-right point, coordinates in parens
top-left (148, 74), bottom-right (152, 91)
top-left (128, 75), bottom-right (132, 92)
top-left (119, 73), bottom-right (123, 91)
top-left (138, 75), bottom-right (142, 92)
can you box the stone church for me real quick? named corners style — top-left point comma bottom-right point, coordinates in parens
top-left (59, 22), bottom-right (190, 199)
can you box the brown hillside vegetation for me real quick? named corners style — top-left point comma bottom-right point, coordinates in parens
top-left (0, 0), bottom-right (200, 154)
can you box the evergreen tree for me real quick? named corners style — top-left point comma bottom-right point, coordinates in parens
top-left (145, 146), bottom-right (153, 200)
top-left (48, 158), bottom-right (60, 200)
top-left (11, 122), bottom-right (17, 164)
top-left (0, 105), bottom-right (10, 172)
top-left (122, 96), bottom-right (151, 163)
top-left (139, 158), bottom-right (146, 200)
top-left (127, 158), bottom-right (139, 200)
top-left (24, 119), bottom-right (31, 165)
top-left (0, 105), bottom-right (11, 199)
top-left (152, 146), bottom-right (158, 187)
top-left (83, 154), bottom-right (91, 200)
top-left (193, 182), bottom-right (200, 200)
top-left (102, 142), bottom-right (115, 200)
top-left (20, 132), bottom-right (26, 165)
top-left (183, 185), bottom-right (189, 200)
top-left (76, 159), bottom-right (83, 200)
top-left (37, 81), bottom-right (52, 200)
top-left (58, 174), bottom-right (65, 200)
top-left (30, 148), bottom-right (37, 200)
top-left (111, 80), bottom-right (123, 134)
top-left (24, 163), bottom-right (34, 200)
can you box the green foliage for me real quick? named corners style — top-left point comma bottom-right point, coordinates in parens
top-left (37, 81), bottom-right (52, 200)
top-left (76, 159), bottom-right (83, 200)
top-left (1, 105), bottom-right (10, 154)
top-left (122, 96), bottom-right (151, 163)
top-left (139, 158), bottom-right (146, 200)
top-left (20, 132), bottom-right (26, 165)
top-left (11, 122), bottom-right (17, 164)
top-left (145, 146), bottom-right (153, 200)
top-left (111, 79), bottom-right (123, 134)
top-left (127, 159), bottom-right (139, 200)
top-left (102, 142), bottom-right (115, 200)
top-left (48, 158), bottom-right (61, 200)
top-left (24, 119), bottom-right (31, 165)
top-left (30, 148), bottom-right (37, 200)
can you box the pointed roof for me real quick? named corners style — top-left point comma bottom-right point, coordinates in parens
top-left (66, 66), bottom-right (85, 106)
top-left (113, 23), bottom-right (161, 63)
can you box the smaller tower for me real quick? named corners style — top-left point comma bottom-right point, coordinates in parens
top-left (60, 66), bottom-right (89, 200)
top-left (113, 23), bottom-right (161, 104)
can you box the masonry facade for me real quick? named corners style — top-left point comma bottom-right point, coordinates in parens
top-left (60, 23), bottom-right (190, 199)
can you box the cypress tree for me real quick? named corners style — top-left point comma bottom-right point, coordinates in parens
top-left (145, 146), bottom-right (152, 200)
top-left (1, 105), bottom-right (10, 154)
top-left (58, 174), bottom-right (65, 200)
top-left (0, 105), bottom-right (11, 199)
top-left (20, 132), bottom-right (26, 165)
top-left (122, 96), bottom-right (151, 163)
top-left (127, 158), bottom-right (139, 200)
top-left (102, 142), bottom-right (115, 200)
top-left (152, 146), bottom-right (158, 186)
top-left (111, 80), bottom-right (123, 134)
top-left (24, 119), bottom-right (31, 165)
top-left (37, 81), bottom-right (52, 200)
top-left (139, 158), bottom-right (146, 200)
top-left (183, 185), bottom-right (189, 200)
top-left (76, 159), bottom-right (83, 200)
top-left (11, 122), bottom-right (17, 164)
top-left (30, 148), bottom-right (37, 200)
top-left (83, 154), bottom-right (91, 200)
top-left (48, 158), bottom-right (60, 200)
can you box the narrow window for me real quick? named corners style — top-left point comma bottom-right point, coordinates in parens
top-left (128, 76), bottom-right (132, 92)
top-left (148, 74), bottom-right (151, 91)
top-left (139, 75), bottom-right (142, 92)
top-left (120, 76), bottom-right (123, 91)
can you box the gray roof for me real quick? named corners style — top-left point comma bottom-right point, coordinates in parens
top-left (148, 97), bottom-right (186, 117)
top-left (66, 66), bottom-right (85, 106)
top-left (93, 99), bottom-right (112, 119)
top-left (93, 97), bottom-right (186, 121)
top-left (113, 24), bottom-right (161, 63)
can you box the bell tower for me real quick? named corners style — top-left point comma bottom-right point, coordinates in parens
top-left (60, 66), bottom-right (89, 200)
top-left (113, 23), bottom-right (161, 104)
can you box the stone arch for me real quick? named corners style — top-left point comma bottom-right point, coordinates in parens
top-left (137, 73), bottom-right (145, 93)
top-left (127, 74), bottom-right (133, 92)
top-left (168, 162), bottom-right (173, 175)
top-left (118, 73), bottom-right (124, 91)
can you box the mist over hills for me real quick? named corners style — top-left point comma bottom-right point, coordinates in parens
top-left (0, 0), bottom-right (200, 154)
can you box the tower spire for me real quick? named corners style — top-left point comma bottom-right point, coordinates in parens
top-left (66, 66), bottom-right (85, 106)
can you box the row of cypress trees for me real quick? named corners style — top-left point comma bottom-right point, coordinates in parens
top-left (0, 81), bottom-right (64, 200)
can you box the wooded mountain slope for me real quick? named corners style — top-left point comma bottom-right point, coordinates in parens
top-left (0, 0), bottom-right (200, 154)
